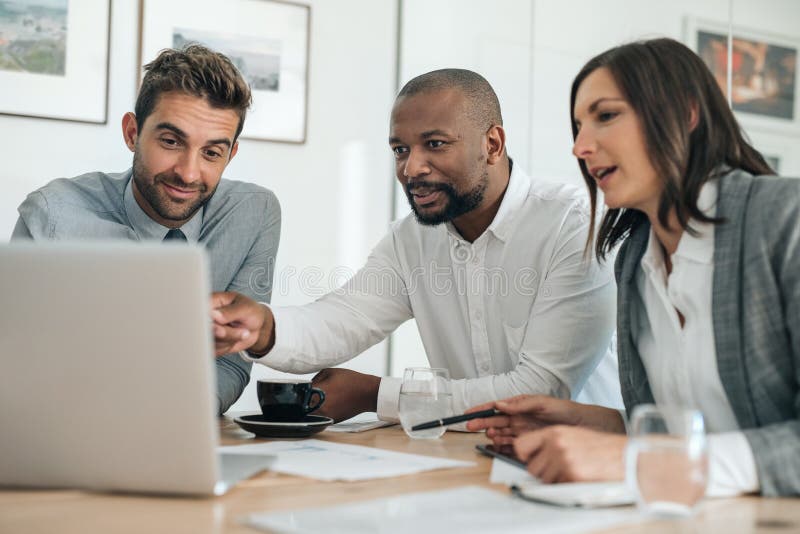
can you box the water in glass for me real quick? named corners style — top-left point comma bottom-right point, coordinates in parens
top-left (626, 405), bottom-right (708, 516)
top-left (398, 367), bottom-right (453, 439)
top-left (398, 391), bottom-right (453, 439)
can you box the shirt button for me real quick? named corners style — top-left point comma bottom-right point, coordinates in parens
top-left (452, 244), bottom-right (470, 263)
top-left (475, 310), bottom-right (483, 320)
top-left (472, 255), bottom-right (480, 265)
top-left (480, 362), bottom-right (490, 372)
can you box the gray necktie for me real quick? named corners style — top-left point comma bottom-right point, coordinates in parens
top-left (163, 228), bottom-right (187, 242)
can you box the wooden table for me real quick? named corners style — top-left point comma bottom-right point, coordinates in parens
top-left (1, 416), bottom-right (798, 534)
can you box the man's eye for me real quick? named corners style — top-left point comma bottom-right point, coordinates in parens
top-left (160, 137), bottom-right (178, 146)
top-left (392, 146), bottom-right (408, 156)
top-left (205, 149), bottom-right (222, 159)
top-left (427, 140), bottom-right (445, 148)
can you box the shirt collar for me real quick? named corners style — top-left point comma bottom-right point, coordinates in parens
top-left (123, 171), bottom-right (203, 242)
top-left (640, 179), bottom-right (718, 274)
top-left (640, 226), bottom-right (666, 281)
top-left (445, 159), bottom-right (530, 244)
top-left (487, 159), bottom-right (530, 242)
top-left (673, 179), bottom-right (717, 264)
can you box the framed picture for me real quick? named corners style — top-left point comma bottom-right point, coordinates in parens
top-left (749, 127), bottom-right (800, 176)
top-left (686, 18), bottom-right (798, 130)
top-left (139, 0), bottom-right (310, 144)
top-left (0, 0), bottom-right (111, 123)
top-left (763, 154), bottom-right (781, 174)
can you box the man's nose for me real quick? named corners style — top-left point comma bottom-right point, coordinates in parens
top-left (403, 148), bottom-right (431, 180)
top-left (175, 152), bottom-right (202, 184)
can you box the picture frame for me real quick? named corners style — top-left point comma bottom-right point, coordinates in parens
top-left (139, 0), bottom-right (310, 144)
top-left (685, 17), bottom-right (799, 134)
top-left (0, 0), bottom-right (111, 124)
top-left (744, 126), bottom-right (800, 177)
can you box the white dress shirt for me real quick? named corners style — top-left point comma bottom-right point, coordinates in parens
top-left (634, 180), bottom-right (759, 497)
top-left (248, 164), bottom-right (620, 420)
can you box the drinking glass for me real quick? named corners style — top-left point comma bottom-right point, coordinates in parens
top-left (626, 405), bottom-right (708, 516)
top-left (398, 367), bottom-right (453, 439)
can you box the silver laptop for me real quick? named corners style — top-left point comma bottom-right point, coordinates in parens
top-left (0, 242), bottom-right (273, 496)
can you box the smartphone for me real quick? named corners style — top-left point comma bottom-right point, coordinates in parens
top-left (475, 443), bottom-right (527, 470)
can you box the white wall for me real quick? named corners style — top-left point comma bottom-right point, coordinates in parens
top-left (0, 0), bottom-right (399, 413)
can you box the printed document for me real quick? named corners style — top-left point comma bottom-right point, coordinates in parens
top-left (219, 439), bottom-right (472, 481)
top-left (244, 486), bottom-right (641, 534)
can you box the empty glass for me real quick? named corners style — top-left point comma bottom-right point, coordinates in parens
top-left (398, 367), bottom-right (453, 439)
top-left (626, 405), bottom-right (708, 516)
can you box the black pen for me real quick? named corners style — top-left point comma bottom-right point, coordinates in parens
top-left (410, 408), bottom-right (501, 431)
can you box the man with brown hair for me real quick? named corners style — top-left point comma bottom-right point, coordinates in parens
top-left (12, 45), bottom-right (281, 414)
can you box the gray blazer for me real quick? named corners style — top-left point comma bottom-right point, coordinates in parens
top-left (615, 168), bottom-right (800, 497)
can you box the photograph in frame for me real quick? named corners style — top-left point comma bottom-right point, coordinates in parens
top-left (0, 0), bottom-right (110, 123)
top-left (140, 0), bottom-right (310, 144)
top-left (686, 18), bottom-right (798, 125)
top-left (743, 125), bottom-right (800, 176)
top-left (763, 154), bottom-right (781, 173)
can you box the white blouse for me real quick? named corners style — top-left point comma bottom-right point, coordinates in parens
top-left (634, 180), bottom-right (759, 497)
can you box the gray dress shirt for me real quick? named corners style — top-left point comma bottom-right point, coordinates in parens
top-left (12, 169), bottom-right (281, 414)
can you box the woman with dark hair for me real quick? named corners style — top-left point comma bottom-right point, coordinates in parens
top-left (467, 38), bottom-right (800, 497)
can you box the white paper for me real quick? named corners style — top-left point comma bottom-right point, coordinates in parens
top-left (243, 486), bottom-right (642, 534)
top-left (489, 458), bottom-right (538, 486)
top-left (325, 412), bottom-right (395, 433)
top-left (218, 439), bottom-right (473, 481)
top-left (489, 459), bottom-right (635, 508)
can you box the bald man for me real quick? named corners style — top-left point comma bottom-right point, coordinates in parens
top-left (212, 69), bottom-right (620, 423)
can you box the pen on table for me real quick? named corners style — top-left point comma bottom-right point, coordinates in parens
top-left (410, 408), bottom-right (501, 431)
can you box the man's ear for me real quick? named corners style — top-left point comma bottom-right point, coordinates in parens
top-left (485, 124), bottom-right (506, 165)
top-left (121, 112), bottom-right (138, 152)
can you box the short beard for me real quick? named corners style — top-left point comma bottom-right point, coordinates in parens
top-left (132, 150), bottom-right (214, 222)
top-left (405, 171), bottom-right (489, 226)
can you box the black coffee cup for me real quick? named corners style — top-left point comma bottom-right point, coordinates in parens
top-left (257, 380), bottom-right (326, 422)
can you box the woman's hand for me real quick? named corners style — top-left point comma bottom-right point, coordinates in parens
top-left (515, 426), bottom-right (628, 483)
top-left (465, 395), bottom-right (626, 448)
